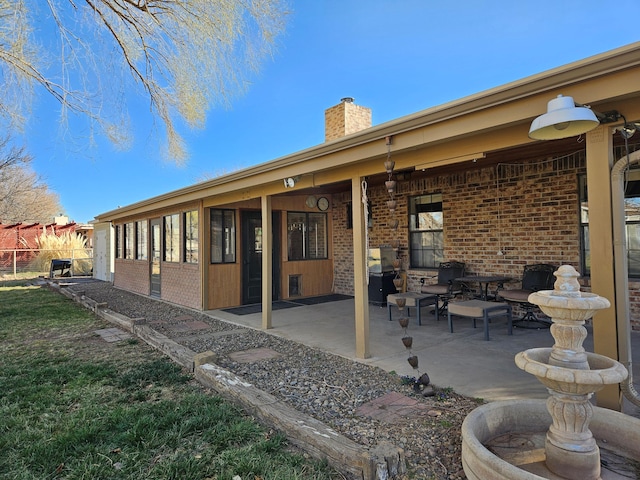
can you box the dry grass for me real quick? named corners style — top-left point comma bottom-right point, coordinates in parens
top-left (30, 231), bottom-right (93, 275)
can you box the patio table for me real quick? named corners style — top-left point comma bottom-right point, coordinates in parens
top-left (456, 275), bottom-right (511, 301)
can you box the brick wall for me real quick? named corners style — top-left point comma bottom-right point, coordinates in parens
top-left (114, 260), bottom-right (150, 296)
top-left (159, 262), bottom-right (201, 309)
top-left (332, 192), bottom-right (354, 293)
top-left (629, 280), bottom-right (640, 330)
top-left (114, 260), bottom-right (201, 310)
top-left (330, 152), bottom-right (640, 328)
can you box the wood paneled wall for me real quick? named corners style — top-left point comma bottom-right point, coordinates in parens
top-left (207, 263), bottom-right (241, 309)
top-left (206, 194), bottom-right (335, 309)
top-left (281, 259), bottom-right (333, 299)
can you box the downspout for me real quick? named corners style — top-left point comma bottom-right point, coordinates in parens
top-left (611, 149), bottom-right (640, 407)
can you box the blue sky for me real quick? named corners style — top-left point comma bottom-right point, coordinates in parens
top-left (19, 1), bottom-right (640, 224)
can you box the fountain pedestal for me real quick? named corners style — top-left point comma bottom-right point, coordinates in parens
top-left (544, 393), bottom-right (599, 479)
top-left (461, 265), bottom-right (636, 480)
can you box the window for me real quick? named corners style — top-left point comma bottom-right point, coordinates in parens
top-left (124, 222), bottom-right (134, 259)
top-left (409, 193), bottom-right (443, 268)
top-left (115, 224), bottom-right (122, 259)
top-left (579, 176), bottom-right (590, 275)
top-left (580, 171), bottom-right (640, 276)
top-left (211, 209), bottom-right (236, 263)
top-left (287, 212), bottom-right (328, 260)
top-left (164, 213), bottom-right (180, 262)
top-left (136, 221), bottom-right (148, 260)
top-left (184, 210), bottom-right (199, 264)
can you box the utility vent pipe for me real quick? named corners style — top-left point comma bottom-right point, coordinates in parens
top-left (611, 149), bottom-right (640, 407)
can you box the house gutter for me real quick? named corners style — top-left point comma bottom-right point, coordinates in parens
top-left (94, 42), bottom-right (640, 222)
top-left (611, 149), bottom-right (640, 407)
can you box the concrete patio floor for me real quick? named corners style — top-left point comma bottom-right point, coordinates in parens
top-left (209, 298), bottom-right (640, 415)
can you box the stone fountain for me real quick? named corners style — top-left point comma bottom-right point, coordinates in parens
top-left (461, 265), bottom-right (640, 480)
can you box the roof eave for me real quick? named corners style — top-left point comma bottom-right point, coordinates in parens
top-left (94, 41), bottom-right (640, 222)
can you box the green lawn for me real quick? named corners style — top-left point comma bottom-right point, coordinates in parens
top-left (0, 285), bottom-right (340, 480)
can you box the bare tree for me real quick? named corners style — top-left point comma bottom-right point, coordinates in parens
top-left (0, 0), bottom-right (287, 162)
top-left (0, 136), bottom-right (63, 224)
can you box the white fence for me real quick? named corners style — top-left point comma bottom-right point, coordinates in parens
top-left (0, 248), bottom-right (94, 280)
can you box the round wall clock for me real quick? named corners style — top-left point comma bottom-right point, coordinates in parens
top-left (317, 197), bottom-right (329, 211)
top-left (305, 195), bottom-right (317, 208)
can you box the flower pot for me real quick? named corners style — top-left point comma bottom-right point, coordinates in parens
top-left (418, 373), bottom-right (430, 386)
top-left (384, 159), bottom-right (395, 173)
top-left (387, 200), bottom-right (397, 212)
top-left (395, 298), bottom-right (406, 309)
top-left (402, 336), bottom-right (413, 349)
top-left (385, 180), bottom-right (396, 194)
top-left (407, 355), bottom-right (419, 369)
top-left (398, 317), bottom-right (409, 328)
top-left (393, 277), bottom-right (404, 289)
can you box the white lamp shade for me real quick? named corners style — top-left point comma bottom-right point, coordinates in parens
top-left (529, 95), bottom-right (600, 140)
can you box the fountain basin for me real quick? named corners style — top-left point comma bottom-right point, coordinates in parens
top-left (516, 348), bottom-right (628, 395)
top-left (462, 399), bottom-right (640, 480)
top-left (529, 289), bottom-right (609, 322)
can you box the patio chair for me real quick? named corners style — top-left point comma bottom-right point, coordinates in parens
top-left (420, 261), bottom-right (466, 316)
top-left (498, 263), bottom-right (556, 329)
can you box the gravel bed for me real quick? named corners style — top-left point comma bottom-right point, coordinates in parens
top-left (64, 280), bottom-right (480, 479)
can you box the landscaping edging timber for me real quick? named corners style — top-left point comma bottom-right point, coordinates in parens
top-left (55, 282), bottom-right (406, 480)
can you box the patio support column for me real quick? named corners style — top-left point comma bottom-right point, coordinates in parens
top-left (352, 176), bottom-right (370, 358)
top-left (586, 125), bottom-right (621, 410)
top-left (261, 194), bottom-right (273, 330)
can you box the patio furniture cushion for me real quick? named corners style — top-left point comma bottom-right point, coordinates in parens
top-left (419, 284), bottom-right (449, 295)
top-left (498, 263), bottom-right (556, 328)
top-left (448, 300), bottom-right (502, 318)
top-left (447, 300), bottom-right (513, 340)
top-left (420, 261), bottom-right (466, 315)
top-left (499, 289), bottom-right (530, 302)
top-left (387, 292), bottom-right (439, 325)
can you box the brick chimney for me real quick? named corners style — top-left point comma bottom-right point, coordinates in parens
top-left (324, 97), bottom-right (372, 142)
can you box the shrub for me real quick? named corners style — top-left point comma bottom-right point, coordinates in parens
top-left (31, 231), bottom-right (92, 275)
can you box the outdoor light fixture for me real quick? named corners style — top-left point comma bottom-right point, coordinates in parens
top-left (529, 94), bottom-right (638, 144)
top-left (529, 95), bottom-right (601, 140)
top-left (283, 176), bottom-right (300, 188)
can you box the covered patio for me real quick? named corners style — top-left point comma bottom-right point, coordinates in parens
top-left (209, 297), bottom-right (640, 415)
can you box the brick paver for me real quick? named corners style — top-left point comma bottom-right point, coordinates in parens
top-left (356, 391), bottom-right (433, 423)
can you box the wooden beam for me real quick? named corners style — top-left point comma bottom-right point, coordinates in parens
top-left (352, 176), bottom-right (370, 359)
top-left (586, 126), bottom-right (622, 410)
top-left (261, 195), bottom-right (273, 329)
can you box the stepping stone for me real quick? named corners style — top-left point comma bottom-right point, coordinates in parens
top-left (94, 327), bottom-right (132, 343)
top-left (228, 347), bottom-right (282, 363)
top-left (166, 321), bottom-right (210, 333)
top-left (147, 319), bottom-right (168, 324)
top-left (356, 391), bottom-right (430, 423)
